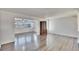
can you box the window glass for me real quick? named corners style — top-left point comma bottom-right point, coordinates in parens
top-left (15, 18), bottom-right (34, 29)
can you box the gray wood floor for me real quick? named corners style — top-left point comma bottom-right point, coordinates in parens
top-left (0, 33), bottom-right (79, 51)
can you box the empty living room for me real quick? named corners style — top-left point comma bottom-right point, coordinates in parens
top-left (0, 8), bottom-right (79, 51)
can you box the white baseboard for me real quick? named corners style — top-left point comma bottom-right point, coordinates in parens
top-left (48, 32), bottom-right (77, 38)
top-left (1, 40), bottom-right (14, 45)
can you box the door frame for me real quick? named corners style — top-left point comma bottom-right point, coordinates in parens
top-left (40, 21), bottom-right (47, 35)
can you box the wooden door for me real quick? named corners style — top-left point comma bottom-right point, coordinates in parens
top-left (40, 21), bottom-right (47, 35)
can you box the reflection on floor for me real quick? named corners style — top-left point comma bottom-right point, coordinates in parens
top-left (15, 33), bottom-right (40, 51)
top-left (0, 33), bottom-right (78, 51)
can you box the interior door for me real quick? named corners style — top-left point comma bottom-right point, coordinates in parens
top-left (40, 21), bottom-right (47, 35)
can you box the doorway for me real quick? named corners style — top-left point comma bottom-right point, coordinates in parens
top-left (40, 21), bottom-right (47, 35)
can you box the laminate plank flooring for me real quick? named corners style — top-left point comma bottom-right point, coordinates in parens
top-left (0, 33), bottom-right (78, 51)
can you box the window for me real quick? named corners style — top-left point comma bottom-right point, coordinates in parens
top-left (15, 18), bottom-right (34, 29)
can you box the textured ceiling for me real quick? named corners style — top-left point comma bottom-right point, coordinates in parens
top-left (0, 8), bottom-right (76, 18)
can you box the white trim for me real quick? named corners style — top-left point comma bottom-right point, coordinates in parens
top-left (48, 32), bottom-right (77, 39)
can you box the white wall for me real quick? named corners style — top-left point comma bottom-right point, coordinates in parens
top-left (34, 20), bottom-right (40, 35)
top-left (77, 13), bottom-right (79, 43)
top-left (0, 10), bottom-right (40, 45)
top-left (47, 16), bottom-right (77, 37)
top-left (0, 13), bottom-right (1, 47)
